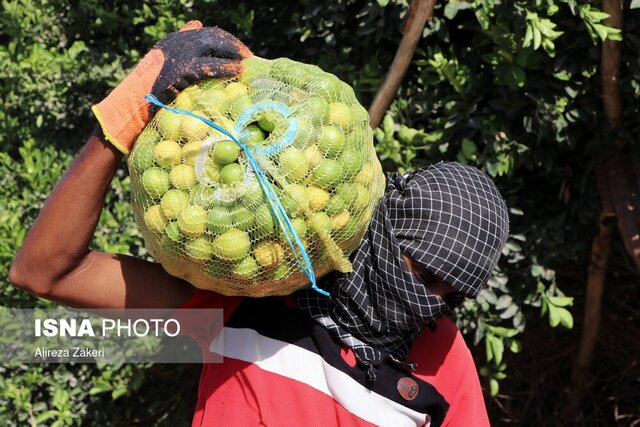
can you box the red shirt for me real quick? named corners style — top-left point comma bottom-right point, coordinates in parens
top-left (181, 290), bottom-right (489, 427)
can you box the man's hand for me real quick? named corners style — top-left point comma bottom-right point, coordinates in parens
top-left (92, 21), bottom-right (252, 154)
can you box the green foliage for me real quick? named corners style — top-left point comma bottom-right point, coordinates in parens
top-left (1, 0), bottom-right (638, 424)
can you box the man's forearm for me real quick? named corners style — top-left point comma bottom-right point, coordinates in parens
top-left (9, 128), bottom-right (123, 293)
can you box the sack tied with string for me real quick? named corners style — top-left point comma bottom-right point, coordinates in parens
top-left (128, 56), bottom-right (386, 296)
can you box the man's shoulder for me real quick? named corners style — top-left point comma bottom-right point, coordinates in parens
top-left (409, 317), bottom-right (474, 378)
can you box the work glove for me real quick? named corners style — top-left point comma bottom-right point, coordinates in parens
top-left (92, 20), bottom-right (252, 154)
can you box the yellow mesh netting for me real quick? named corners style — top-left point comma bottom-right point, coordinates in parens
top-left (128, 56), bottom-right (385, 296)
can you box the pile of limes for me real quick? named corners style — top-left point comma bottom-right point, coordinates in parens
top-left (129, 56), bottom-right (385, 296)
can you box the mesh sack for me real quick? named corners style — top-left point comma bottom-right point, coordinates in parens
top-left (128, 56), bottom-right (386, 296)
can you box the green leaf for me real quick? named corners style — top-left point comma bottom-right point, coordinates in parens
top-left (485, 333), bottom-right (494, 362)
top-left (489, 378), bottom-right (500, 396)
top-left (548, 304), bottom-right (560, 327)
top-left (558, 307), bottom-right (574, 329)
top-left (444, 3), bottom-right (470, 20)
top-left (548, 296), bottom-right (573, 307)
top-left (523, 24), bottom-right (533, 48)
top-left (488, 334), bottom-right (504, 365)
top-left (382, 114), bottom-right (395, 136)
top-left (461, 138), bottom-right (477, 159)
top-left (533, 27), bottom-right (542, 50)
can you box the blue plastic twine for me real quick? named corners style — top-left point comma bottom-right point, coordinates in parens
top-left (145, 94), bottom-right (330, 297)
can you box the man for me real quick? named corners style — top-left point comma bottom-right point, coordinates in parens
top-left (9, 21), bottom-right (508, 426)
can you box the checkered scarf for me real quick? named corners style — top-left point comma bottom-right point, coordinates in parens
top-left (297, 162), bottom-right (509, 381)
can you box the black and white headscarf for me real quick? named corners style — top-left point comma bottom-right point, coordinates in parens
top-left (297, 162), bottom-right (509, 381)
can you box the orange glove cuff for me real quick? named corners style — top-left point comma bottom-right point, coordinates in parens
top-left (92, 50), bottom-right (164, 155)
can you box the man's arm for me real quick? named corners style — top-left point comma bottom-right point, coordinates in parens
top-left (9, 22), bottom-right (252, 309)
top-left (8, 129), bottom-right (195, 309)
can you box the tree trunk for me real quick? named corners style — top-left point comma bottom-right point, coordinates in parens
top-left (563, 0), bottom-right (625, 418)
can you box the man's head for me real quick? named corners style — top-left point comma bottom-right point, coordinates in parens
top-left (299, 161), bottom-right (509, 376)
top-left (387, 162), bottom-right (509, 302)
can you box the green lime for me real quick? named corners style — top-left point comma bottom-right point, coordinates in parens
top-left (131, 130), bottom-right (159, 172)
top-left (243, 124), bottom-right (267, 146)
top-left (239, 57), bottom-right (272, 85)
top-left (352, 183), bottom-right (370, 213)
top-left (328, 102), bottom-right (355, 130)
top-left (285, 184), bottom-right (310, 215)
top-left (270, 58), bottom-right (295, 79)
top-left (212, 228), bottom-right (251, 261)
top-left (174, 87), bottom-right (196, 110)
top-left (336, 183), bottom-right (359, 205)
top-left (144, 205), bottom-right (167, 234)
top-left (165, 221), bottom-right (183, 242)
top-left (207, 206), bottom-right (233, 235)
top-left (294, 118), bottom-right (314, 145)
top-left (154, 140), bottom-right (182, 169)
top-left (303, 144), bottom-right (324, 168)
top-left (242, 181), bottom-right (266, 207)
top-left (342, 218), bottom-right (361, 240)
top-left (347, 128), bottom-right (368, 146)
top-left (325, 194), bottom-right (347, 216)
top-left (338, 146), bottom-right (363, 178)
top-left (181, 112), bottom-right (211, 141)
top-left (190, 184), bottom-right (216, 208)
top-left (281, 62), bottom-right (310, 88)
top-left (224, 82), bottom-right (248, 100)
top-left (156, 110), bottom-right (182, 140)
top-left (196, 88), bottom-right (229, 117)
top-left (160, 189), bottom-right (190, 219)
top-left (280, 217), bottom-right (308, 241)
top-left (306, 186), bottom-right (330, 211)
top-left (213, 140), bottom-right (239, 165)
top-left (258, 111), bottom-right (282, 133)
top-left (228, 95), bottom-right (253, 120)
top-left (272, 263), bottom-right (290, 280)
top-left (307, 212), bottom-right (332, 235)
top-left (186, 236), bottom-right (214, 260)
top-left (220, 163), bottom-right (244, 185)
top-left (170, 164), bottom-right (197, 190)
top-left (232, 205), bottom-right (255, 231)
top-left (178, 205), bottom-right (207, 237)
top-left (352, 105), bottom-right (370, 125)
top-left (355, 163), bottom-right (374, 186)
top-left (336, 81), bottom-right (356, 103)
top-left (233, 255), bottom-right (260, 278)
top-left (313, 158), bottom-right (341, 189)
top-left (314, 74), bottom-right (341, 101)
top-left (253, 241), bottom-right (285, 269)
top-left (279, 147), bottom-right (310, 181)
top-left (203, 155), bottom-right (222, 183)
top-left (330, 210), bottom-right (350, 230)
top-left (254, 204), bottom-right (276, 238)
top-left (142, 167), bottom-right (170, 199)
top-left (300, 97), bottom-right (328, 123)
top-left (181, 140), bottom-right (204, 166)
top-left (318, 126), bottom-right (345, 157)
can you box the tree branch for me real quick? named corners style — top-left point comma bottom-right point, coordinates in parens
top-left (368, 0), bottom-right (436, 129)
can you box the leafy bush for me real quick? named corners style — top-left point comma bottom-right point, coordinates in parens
top-left (1, 0), bottom-right (638, 425)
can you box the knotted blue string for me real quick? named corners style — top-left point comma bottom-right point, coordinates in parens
top-left (145, 94), bottom-right (329, 296)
